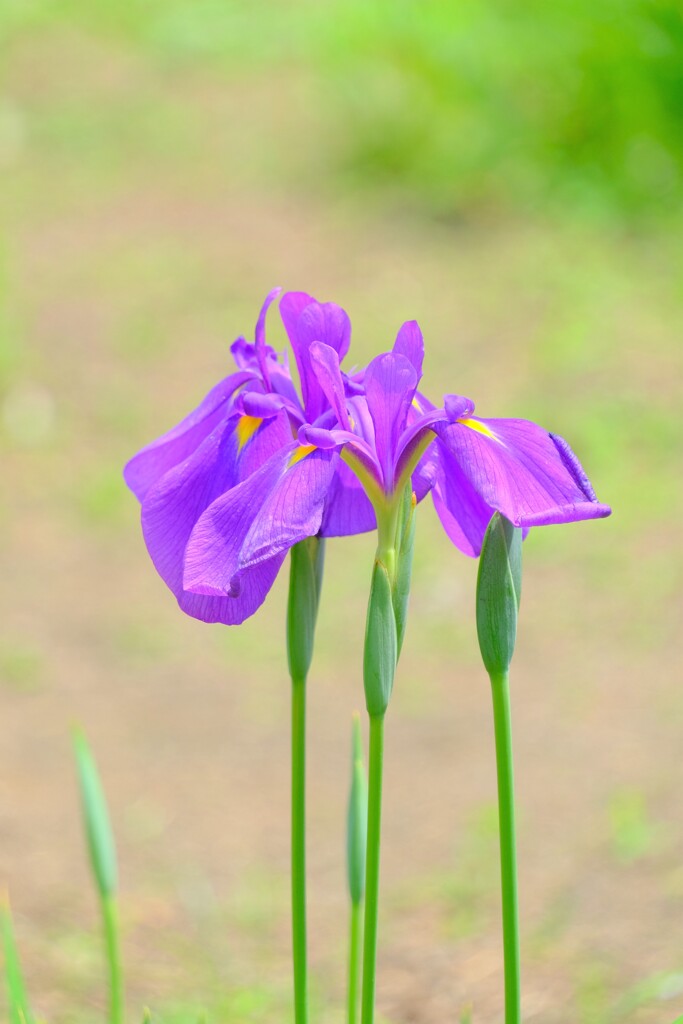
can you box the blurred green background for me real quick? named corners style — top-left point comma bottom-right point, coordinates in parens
top-left (1, 2), bottom-right (682, 1022)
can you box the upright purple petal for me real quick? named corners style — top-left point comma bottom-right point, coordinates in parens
top-left (184, 443), bottom-right (336, 597)
top-left (254, 287), bottom-right (282, 388)
top-left (280, 292), bottom-right (352, 422)
top-left (433, 417), bottom-right (611, 528)
top-left (124, 370), bottom-right (254, 502)
top-left (140, 411), bottom-right (292, 624)
top-left (309, 342), bottom-right (351, 429)
top-left (363, 352), bottom-right (417, 491)
top-left (393, 320), bottom-right (424, 380)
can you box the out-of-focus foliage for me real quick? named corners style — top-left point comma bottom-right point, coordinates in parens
top-left (2, 0), bottom-right (682, 222)
top-left (315, 0), bottom-right (683, 222)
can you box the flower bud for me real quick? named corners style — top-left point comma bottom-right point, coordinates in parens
top-left (287, 536), bottom-right (326, 682)
top-left (363, 559), bottom-right (398, 716)
top-left (476, 513), bottom-right (522, 677)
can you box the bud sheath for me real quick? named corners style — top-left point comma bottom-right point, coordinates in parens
top-left (287, 536), bottom-right (325, 683)
top-left (476, 512), bottom-right (522, 677)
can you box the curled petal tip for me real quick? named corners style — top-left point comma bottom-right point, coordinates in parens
top-left (445, 395), bottom-right (475, 422)
top-left (297, 423), bottom-right (338, 449)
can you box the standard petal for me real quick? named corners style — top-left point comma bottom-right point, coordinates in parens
top-left (140, 411), bottom-right (292, 624)
top-left (309, 341), bottom-right (351, 429)
top-left (124, 370), bottom-right (253, 502)
top-left (184, 443), bottom-right (336, 597)
top-left (280, 292), bottom-right (352, 422)
top-left (433, 417), bottom-right (611, 528)
top-left (363, 351), bottom-right (417, 490)
top-left (393, 320), bottom-right (424, 380)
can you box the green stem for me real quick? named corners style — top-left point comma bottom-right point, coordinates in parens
top-left (490, 670), bottom-right (521, 1024)
top-left (292, 674), bottom-right (308, 1024)
top-left (361, 713), bottom-right (385, 1024)
top-left (102, 894), bottom-right (123, 1024)
top-left (347, 900), bottom-right (362, 1024)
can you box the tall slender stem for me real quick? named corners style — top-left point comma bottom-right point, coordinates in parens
top-left (490, 669), bottom-right (520, 1024)
top-left (347, 899), bottom-right (362, 1024)
top-left (102, 894), bottom-right (123, 1024)
top-left (361, 713), bottom-right (385, 1024)
top-left (291, 673), bottom-right (308, 1024)
top-left (287, 537), bottom-right (324, 1024)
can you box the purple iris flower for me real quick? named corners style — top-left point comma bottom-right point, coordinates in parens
top-left (127, 290), bottom-right (610, 626)
top-left (124, 289), bottom-right (375, 625)
top-left (182, 312), bottom-right (609, 611)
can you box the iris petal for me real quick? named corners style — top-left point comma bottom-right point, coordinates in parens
top-left (124, 370), bottom-right (254, 502)
top-left (319, 458), bottom-right (377, 537)
top-left (184, 443), bottom-right (337, 598)
top-left (434, 417), bottom-right (611, 528)
top-left (363, 352), bottom-right (417, 491)
top-left (393, 320), bottom-right (424, 380)
top-left (309, 341), bottom-right (352, 430)
top-left (140, 411), bottom-right (291, 623)
top-left (280, 292), bottom-right (352, 422)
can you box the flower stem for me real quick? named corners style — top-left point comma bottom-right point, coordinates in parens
top-left (287, 538), bottom-right (324, 1024)
top-left (102, 893), bottom-right (123, 1024)
top-left (291, 673), bottom-right (308, 1024)
top-left (361, 712), bottom-right (385, 1024)
top-left (490, 669), bottom-right (520, 1024)
top-left (347, 899), bottom-right (362, 1024)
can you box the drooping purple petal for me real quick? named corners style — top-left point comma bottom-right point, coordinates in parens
top-left (433, 416), bottom-right (611, 528)
top-left (363, 352), bottom-right (418, 491)
top-left (280, 292), bottom-right (352, 422)
top-left (140, 411), bottom-right (292, 624)
top-left (184, 442), bottom-right (336, 597)
top-left (430, 444), bottom-right (496, 556)
top-left (124, 370), bottom-right (254, 502)
top-left (393, 320), bottom-right (424, 380)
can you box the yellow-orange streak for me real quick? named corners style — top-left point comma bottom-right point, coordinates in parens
top-left (289, 443), bottom-right (317, 467)
top-left (236, 415), bottom-right (263, 451)
top-left (457, 417), bottom-right (499, 441)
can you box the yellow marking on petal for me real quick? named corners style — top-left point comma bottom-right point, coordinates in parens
top-left (457, 417), bottom-right (500, 442)
top-left (236, 415), bottom-right (263, 451)
top-left (412, 397), bottom-right (422, 411)
top-left (289, 443), bottom-right (317, 467)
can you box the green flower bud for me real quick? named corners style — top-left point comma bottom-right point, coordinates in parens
top-left (287, 536), bottom-right (326, 682)
top-left (476, 512), bottom-right (523, 677)
top-left (363, 559), bottom-right (398, 717)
